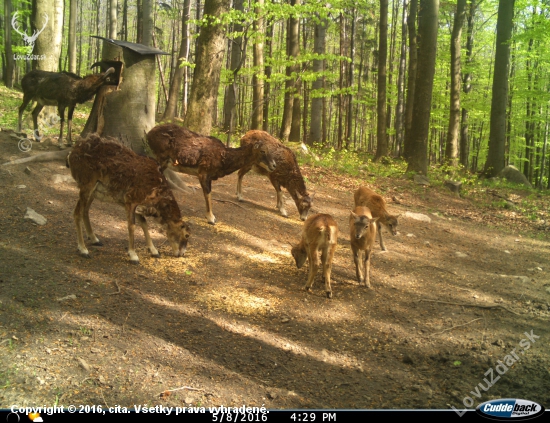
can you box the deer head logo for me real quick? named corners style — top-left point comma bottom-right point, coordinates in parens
top-left (12, 11), bottom-right (49, 52)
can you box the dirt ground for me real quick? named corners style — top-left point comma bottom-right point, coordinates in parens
top-left (0, 130), bottom-right (549, 411)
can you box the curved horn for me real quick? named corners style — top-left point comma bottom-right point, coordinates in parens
top-left (90, 61), bottom-right (107, 71)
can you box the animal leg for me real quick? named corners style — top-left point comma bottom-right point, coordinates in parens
top-left (304, 246), bottom-right (319, 293)
top-left (236, 166), bottom-right (252, 202)
top-left (31, 104), bottom-right (44, 141)
top-left (74, 191), bottom-right (90, 258)
top-left (125, 204), bottom-right (139, 264)
top-left (378, 222), bottom-right (387, 251)
top-left (58, 105), bottom-right (66, 145)
top-left (270, 177), bottom-right (287, 217)
top-left (199, 176), bottom-right (216, 225)
top-left (82, 184), bottom-right (101, 245)
top-left (136, 213), bottom-right (160, 257)
top-left (18, 94), bottom-right (32, 132)
top-left (352, 244), bottom-right (363, 284)
top-left (66, 106), bottom-right (74, 145)
top-left (321, 246), bottom-right (335, 299)
top-left (364, 249), bottom-right (372, 288)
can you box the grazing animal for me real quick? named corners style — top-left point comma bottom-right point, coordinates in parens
top-left (349, 206), bottom-right (379, 288)
top-left (354, 186), bottom-right (399, 251)
top-left (146, 124), bottom-right (277, 225)
top-left (236, 130), bottom-right (313, 220)
top-left (18, 65), bottom-right (115, 145)
top-left (291, 214), bottom-right (338, 299)
top-left (67, 134), bottom-right (190, 264)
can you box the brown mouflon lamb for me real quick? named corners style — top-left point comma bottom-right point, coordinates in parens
top-left (146, 124), bottom-right (277, 225)
top-left (18, 65), bottom-right (115, 145)
top-left (236, 130), bottom-right (313, 220)
top-left (291, 213), bottom-right (338, 299)
top-left (349, 206), bottom-right (379, 288)
top-left (354, 186), bottom-right (399, 251)
top-left (67, 134), bottom-right (190, 264)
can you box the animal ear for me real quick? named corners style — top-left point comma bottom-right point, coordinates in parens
top-left (135, 205), bottom-right (147, 215)
top-left (350, 211), bottom-right (358, 219)
top-left (371, 217), bottom-right (380, 223)
top-left (254, 142), bottom-right (260, 149)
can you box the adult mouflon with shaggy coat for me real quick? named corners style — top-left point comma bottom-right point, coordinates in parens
top-left (67, 134), bottom-right (190, 264)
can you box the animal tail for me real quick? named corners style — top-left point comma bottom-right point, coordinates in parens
top-left (2, 149), bottom-right (71, 166)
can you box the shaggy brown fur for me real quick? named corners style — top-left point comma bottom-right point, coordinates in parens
top-left (18, 66), bottom-right (115, 145)
top-left (349, 206), bottom-right (378, 288)
top-left (236, 130), bottom-right (312, 220)
top-left (67, 134), bottom-right (190, 264)
top-left (146, 124), bottom-right (277, 225)
top-left (291, 214), bottom-right (338, 299)
top-left (354, 186), bottom-right (399, 251)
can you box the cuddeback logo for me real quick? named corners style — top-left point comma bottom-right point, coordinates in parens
top-left (476, 399), bottom-right (545, 420)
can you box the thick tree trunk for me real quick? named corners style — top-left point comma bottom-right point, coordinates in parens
top-left (406, 0), bottom-right (439, 175)
top-left (444, 0), bottom-right (466, 166)
top-left (375, 0), bottom-right (389, 160)
top-left (32, 0), bottom-right (63, 72)
top-left (142, 0), bottom-right (153, 47)
top-left (279, 0), bottom-right (300, 141)
top-left (163, 0), bottom-right (191, 121)
top-left (460, 0), bottom-right (475, 169)
top-left (109, 0), bottom-right (117, 39)
top-left (222, 0), bottom-right (243, 132)
top-left (251, 0), bottom-right (265, 130)
top-left (309, 14), bottom-right (327, 145)
top-left (403, 0), bottom-right (418, 161)
top-left (184, 0), bottom-right (230, 135)
top-left (262, 21), bottom-right (274, 132)
top-left (68, 0), bottom-right (77, 73)
top-left (484, 0), bottom-right (515, 177)
top-left (3, 0), bottom-right (14, 88)
top-left (394, 0), bottom-right (408, 156)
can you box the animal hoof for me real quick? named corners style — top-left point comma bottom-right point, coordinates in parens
top-left (151, 253), bottom-right (161, 258)
top-left (326, 291), bottom-right (333, 299)
top-left (129, 260), bottom-right (139, 265)
top-left (92, 241), bottom-right (103, 247)
top-left (208, 221), bottom-right (216, 225)
top-left (79, 252), bottom-right (91, 259)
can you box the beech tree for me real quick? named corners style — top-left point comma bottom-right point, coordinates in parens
top-left (483, 0), bottom-right (515, 177)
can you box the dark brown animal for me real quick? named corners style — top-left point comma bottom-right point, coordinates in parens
top-left (67, 134), bottom-right (190, 264)
top-left (354, 186), bottom-right (399, 251)
top-left (349, 206), bottom-right (378, 288)
top-left (236, 130), bottom-right (313, 220)
top-left (18, 65), bottom-right (115, 145)
top-left (146, 124), bottom-right (277, 225)
top-left (291, 213), bottom-right (338, 299)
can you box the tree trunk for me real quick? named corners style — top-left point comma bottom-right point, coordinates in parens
top-left (394, 0), bottom-right (408, 156)
top-left (406, 0), bottom-right (439, 174)
top-left (122, 0), bottom-right (128, 41)
top-left (222, 0), bottom-right (243, 132)
top-left (3, 0), bottom-right (14, 88)
top-left (251, 0), bottom-right (265, 130)
top-left (444, 0), bottom-right (466, 166)
top-left (32, 0), bottom-right (63, 72)
top-left (403, 0), bottom-right (418, 161)
top-left (375, 0), bottom-right (388, 160)
top-left (68, 0), bottom-right (77, 73)
top-left (337, 13), bottom-right (345, 149)
top-left (142, 0), bottom-right (153, 47)
top-left (309, 13), bottom-right (327, 145)
top-left (262, 21), bottom-right (274, 131)
top-left (483, 0), bottom-right (514, 177)
top-left (163, 0), bottom-right (191, 121)
top-left (184, 0), bottom-right (230, 135)
top-left (109, 0), bottom-right (117, 39)
top-left (346, 9), bottom-right (356, 149)
top-left (279, 0), bottom-right (300, 141)
top-left (460, 0), bottom-right (475, 169)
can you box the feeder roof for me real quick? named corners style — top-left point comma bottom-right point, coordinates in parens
top-left (92, 36), bottom-right (170, 55)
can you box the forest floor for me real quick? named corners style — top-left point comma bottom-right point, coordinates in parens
top-left (0, 129), bottom-right (549, 411)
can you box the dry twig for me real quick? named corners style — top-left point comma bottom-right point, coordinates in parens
top-left (417, 299), bottom-right (521, 315)
top-left (431, 318), bottom-right (482, 336)
top-left (107, 280), bottom-right (121, 295)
